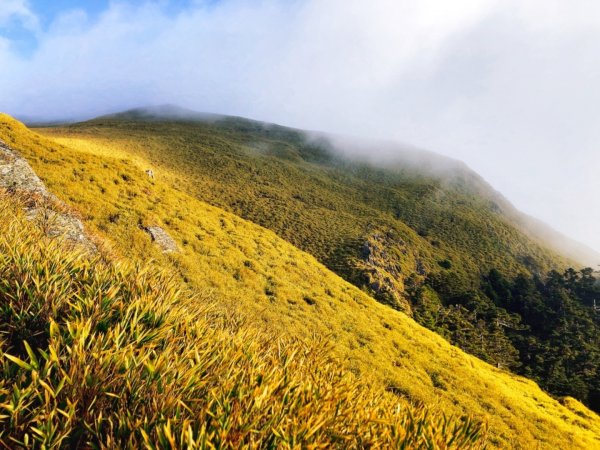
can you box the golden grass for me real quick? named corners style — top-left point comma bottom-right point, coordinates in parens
top-left (0, 193), bottom-right (486, 448)
top-left (1, 114), bottom-right (600, 448)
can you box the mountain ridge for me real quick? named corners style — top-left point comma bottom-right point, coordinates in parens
top-left (82, 105), bottom-right (600, 268)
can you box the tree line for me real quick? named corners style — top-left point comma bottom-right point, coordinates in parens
top-left (409, 267), bottom-right (600, 412)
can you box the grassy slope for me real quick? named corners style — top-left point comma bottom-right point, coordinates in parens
top-left (1, 114), bottom-right (600, 448)
top-left (36, 117), bottom-right (572, 312)
top-left (0, 194), bottom-right (484, 449)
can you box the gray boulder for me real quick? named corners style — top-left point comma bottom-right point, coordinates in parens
top-left (0, 140), bottom-right (49, 195)
top-left (146, 226), bottom-right (178, 253)
top-left (0, 139), bottom-right (95, 252)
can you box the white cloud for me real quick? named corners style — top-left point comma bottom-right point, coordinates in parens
top-left (1, 0), bottom-right (599, 254)
top-left (0, 0), bottom-right (38, 29)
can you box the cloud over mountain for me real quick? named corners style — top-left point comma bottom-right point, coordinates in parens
top-left (1, 0), bottom-right (599, 253)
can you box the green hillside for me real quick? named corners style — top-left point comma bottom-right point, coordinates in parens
top-left (31, 111), bottom-right (600, 410)
top-left (1, 113), bottom-right (600, 448)
top-left (55, 111), bottom-right (571, 303)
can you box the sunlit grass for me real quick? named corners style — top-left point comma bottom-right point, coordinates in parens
top-left (0, 193), bottom-right (486, 448)
top-left (1, 113), bottom-right (599, 448)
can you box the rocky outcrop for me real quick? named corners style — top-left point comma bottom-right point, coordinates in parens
top-left (0, 140), bottom-right (50, 195)
top-left (25, 207), bottom-right (91, 248)
top-left (146, 226), bottom-right (178, 253)
top-left (354, 230), bottom-right (419, 313)
top-left (0, 139), bottom-right (95, 252)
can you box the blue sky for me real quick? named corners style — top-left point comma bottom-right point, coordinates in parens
top-left (1, 0), bottom-right (600, 256)
top-left (28, 0), bottom-right (206, 22)
top-left (32, 0), bottom-right (110, 24)
top-left (3, 1), bottom-right (109, 54)
top-left (2, 1), bottom-right (202, 55)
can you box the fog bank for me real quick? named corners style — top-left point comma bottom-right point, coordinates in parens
top-left (1, 0), bottom-right (599, 254)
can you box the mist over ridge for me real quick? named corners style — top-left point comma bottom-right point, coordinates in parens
top-left (2, 0), bottom-right (599, 254)
top-left (70, 103), bottom-right (600, 268)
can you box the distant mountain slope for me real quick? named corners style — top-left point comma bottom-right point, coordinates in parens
top-left (332, 134), bottom-right (600, 266)
top-left (48, 108), bottom-right (579, 302)
top-left (2, 112), bottom-right (600, 449)
top-left (98, 104), bottom-right (223, 122)
top-left (514, 213), bottom-right (600, 267)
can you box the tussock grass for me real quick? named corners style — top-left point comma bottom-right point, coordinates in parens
top-left (0, 194), bottom-right (486, 448)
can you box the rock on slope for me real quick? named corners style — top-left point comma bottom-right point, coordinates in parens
top-left (0, 139), bottom-right (94, 251)
top-left (145, 225), bottom-right (178, 253)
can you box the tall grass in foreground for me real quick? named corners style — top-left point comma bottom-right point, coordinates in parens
top-left (0, 194), bottom-right (486, 449)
